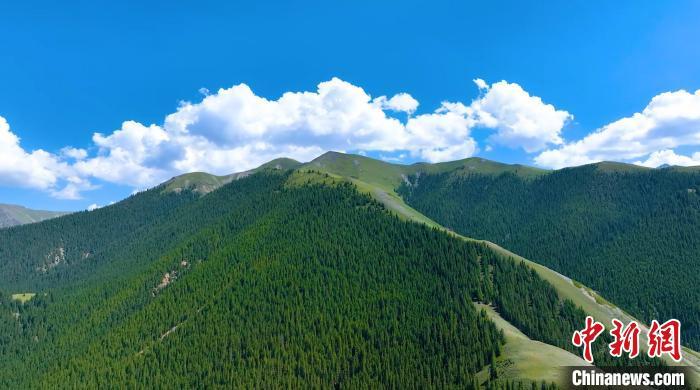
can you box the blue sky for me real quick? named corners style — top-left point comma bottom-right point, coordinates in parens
top-left (1, 1), bottom-right (700, 210)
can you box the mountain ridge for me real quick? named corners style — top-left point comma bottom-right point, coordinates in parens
top-left (163, 157), bottom-right (302, 194)
top-left (0, 203), bottom-right (70, 228)
top-left (161, 151), bottom-right (700, 197)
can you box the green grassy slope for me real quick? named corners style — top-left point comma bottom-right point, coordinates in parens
top-left (303, 151), bottom-right (546, 191)
top-left (474, 303), bottom-right (590, 384)
top-left (588, 161), bottom-right (652, 173)
top-left (413, 157), bottom-right (548, 178)
top-left (163, 157), bottom-right (301, 194)
top-left (299, 152), bottom-right (546, 227)
top-left (481, 239), bottom-right (700, 376)
top-left (10, 293), bottom-right (36, 303)
top-left (303, 151), bottom-right (406, 191)
top-left (0, 204), bottom-right (70, 228)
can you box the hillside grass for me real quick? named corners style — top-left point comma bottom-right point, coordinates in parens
top-left (303, 152), bottom-right (548, 192)
top-left (163, 172), bottom-right (235, 194)
top-left (164, 158), bottom-right (301, 194)
top-left (414, 157), bottom-right (548, 178)
top-left (474, 303), bottom-right (589, 385)
top-left (11, 293), bottom-right (36, 303)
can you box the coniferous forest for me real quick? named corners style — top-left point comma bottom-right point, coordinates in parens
top-left (0, 170), bottom-right (602, 388)
top-left (398, 164), bottom-right (700, 351)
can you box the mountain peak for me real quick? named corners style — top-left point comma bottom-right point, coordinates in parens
top-left (163, 158), bottom-right (301, 194)
top-left (585, 161), bottom-right (651, 173)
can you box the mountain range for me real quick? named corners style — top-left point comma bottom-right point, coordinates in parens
top-left (0, 204), bottom-right (69, 228)
top-left (1, 151), bottom-right (698, 388)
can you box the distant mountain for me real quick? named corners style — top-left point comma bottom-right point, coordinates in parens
top-left (0, 204), bottom-right (69, 228)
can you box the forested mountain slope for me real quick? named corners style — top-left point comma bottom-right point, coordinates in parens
top-left (0, 203), bottom-right (69, 228)
top-left (3, 155), bottom-right (694, 387)
top-left (0, 169), bottom-right (595, 388)
top-left (299, 152), bottom-right (700, 374)
top-left (398, 162), bottom-right (700, 351)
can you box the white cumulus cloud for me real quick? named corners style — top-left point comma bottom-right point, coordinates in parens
top-left (0, 116), bottom-right (79, 196)
top-left (73, 121), bottom-right (173, 187)
top-left (471, 80), bottom-right (572, 152)
top-left (535, 89), bottom-right (700, 168)
top-left (374, 93), bottom-right (419, 115)
top-left (0, 77), bottom-right (580, 198)
top-left (473, 78), bottom-right (489, 90)
top-left (405, 102), bottom-right (478, 161)
top-left (61, 147), bottom-right (88, 160)
top-left (70, 77), bottom-right (485, 185)
top-left (634, 149), bottom-right (700, 168)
